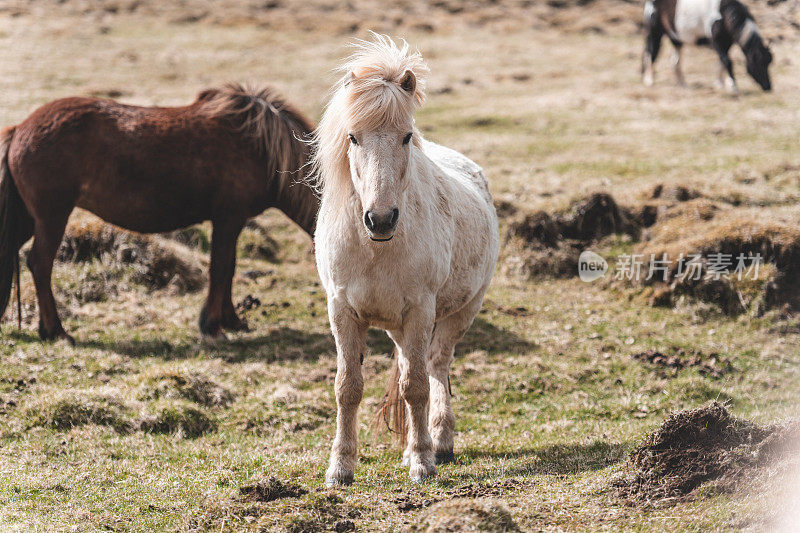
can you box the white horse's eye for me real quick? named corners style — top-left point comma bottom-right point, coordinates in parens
top-left (402, 132), bottom-right (413, 145)
top-left (348, 134), bottom-right (358, 145)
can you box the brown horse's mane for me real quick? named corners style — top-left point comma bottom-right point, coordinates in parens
top-left (197, 82), bottom-right (315, 183)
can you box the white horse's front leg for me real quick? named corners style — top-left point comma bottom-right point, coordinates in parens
top-left (397, 306), bottom-right (436, 482)
top-left (325, 300), bottom-right (367, 487)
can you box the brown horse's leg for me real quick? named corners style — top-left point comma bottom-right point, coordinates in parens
top-left (199, 219), bottom-right (245, 338)
top-left (221, 231), bottom-right (249, 333)
top-left (27, 214), bottom-right (73, 344)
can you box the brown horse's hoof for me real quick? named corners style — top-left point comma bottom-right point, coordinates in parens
top-left (201, 330), bottom-right (228, 344)
top-left (39, 327), bottom-right (75, 346)
top-left (222, 315), bottom-right (250, 333)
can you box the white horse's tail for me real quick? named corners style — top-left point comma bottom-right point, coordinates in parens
top-left (372, 349), bottom-right (407, 446)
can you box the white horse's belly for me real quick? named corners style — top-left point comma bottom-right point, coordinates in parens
top-left (675, 0), bottom-right (721, 42)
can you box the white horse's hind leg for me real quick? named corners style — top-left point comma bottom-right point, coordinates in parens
top-left (325, 303), bottom-right (367, 487)
top-left (427, 291), bottom-right (486, 464)
top-left (395, 306), bottom-right (436, 482)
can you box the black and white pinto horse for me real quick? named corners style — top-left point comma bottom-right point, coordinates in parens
top-left (642, 0), bottom-right (773, 92)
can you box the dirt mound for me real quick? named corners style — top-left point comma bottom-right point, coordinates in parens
top-left (58, 217), bottom-right (206, 294)
top-left (393, 479), bottom-right (528, 515)
top-left (649, 184), bottom-right (701, 203)
top-left (637, 208), bottom-right (800, 314)
top-left (25, 389), bottom-right (135, 433)
top-left (558, 192), bottom-right (639, 241)
top-left (163, 226), bottom-right (210, 252)
top-left (238, 219), bottom-right (280, 262)
top-left (239, 476), bottom-right (307, 502)
top-left (503, 192), bottom-right (639, 279)
top-left (617, 402), bottom-right (800, 501)
top-left (284, 494), bottom-right (362, 533)
top-left (139, 400), bottom-right (217, 438)
top-left (139, 369), bottom-right (234, 407)
top-left (632, 348), bottom-right (733, 378)
top-left (410, 498), bottom-right (520, 532)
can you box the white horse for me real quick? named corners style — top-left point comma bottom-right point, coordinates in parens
top-left (312, 35), bottom-right (499, 485)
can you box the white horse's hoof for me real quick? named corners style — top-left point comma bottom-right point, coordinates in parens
top-left (409, 462), bottom-right (436, 482)
top-left (324, 472), bottom-right (353, 487)
top-left (325, 463), bottom-right (354, 487)
top-left (324, 477), bottom-right (352, 488)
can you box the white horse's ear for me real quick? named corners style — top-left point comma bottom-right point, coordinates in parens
top-left (399, 69), bottom-right (416, 93)
top-left (343, 71), bottom-right (356, 86)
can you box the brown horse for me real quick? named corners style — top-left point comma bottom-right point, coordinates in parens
top-left (0, 83), bottom-right (318, 343)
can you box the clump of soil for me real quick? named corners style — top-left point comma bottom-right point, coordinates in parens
top-left (239, 476), bottom-right (307, 502)
top-left (410, 498), bottom-right (521, 532)
top-left (632, 348), bottom-right (734, 378)
top-left (394, 479), bottom-right (528, 514)
top-left (503, 192), bottom-right (639, 279)
top-left (236, 294), bottom-right (262, 311)
top-left (139, 369), bottom-right (234, 407)
top-left (616, 402), bottom-right (800, 501)
top-left (59, 217), bottom-right (206, 293)
top-left (446, 479), bottom-right (530, 500)
top-left (139, 400), bottom-right (216, 438)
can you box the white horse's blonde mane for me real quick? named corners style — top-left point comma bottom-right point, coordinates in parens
top-left (311, 34), bottom-right (429, 198)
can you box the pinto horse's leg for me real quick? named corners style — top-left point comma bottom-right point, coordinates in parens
top-left (671, 44), bottom-right (686, 87)
top-left (27, 212), bottom-right (73, 344)
top-left (325, 300), bottom-right (367, 486)
top-left (426, 291), bottom-right (486, 465)
top-left (200, 219), bottom-right (244, 338)
top-left (712, 20), bottom-right (737, 94)
top-left (642, 10), bottom-right (664, 86)
top-left (395, 304), bottom-right (436, 482)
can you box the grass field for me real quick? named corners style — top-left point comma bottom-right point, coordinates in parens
top-left (1, 1), bottom-right (800, 530)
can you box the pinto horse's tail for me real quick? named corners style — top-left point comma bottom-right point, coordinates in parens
top-left (372, 349), bottom-right (408, 447)
top-left (0, 128), bottom-right (34, 329)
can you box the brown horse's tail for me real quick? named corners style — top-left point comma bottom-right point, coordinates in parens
top-left (372, 349), bottom-right (408, 447)
top-left (0, 128), bottom-right (33, 328)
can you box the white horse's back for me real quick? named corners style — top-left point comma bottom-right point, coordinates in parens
top-left (422, 139), bottom-right (494, 204)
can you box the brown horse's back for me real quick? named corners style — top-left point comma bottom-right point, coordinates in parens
top-left (9, 96), bottom-right (270, 233)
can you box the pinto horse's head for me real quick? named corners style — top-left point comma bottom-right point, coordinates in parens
top-left (312, 34), bottom-right (428, 242)
top-left (744, 32), bottom-right (773, 91)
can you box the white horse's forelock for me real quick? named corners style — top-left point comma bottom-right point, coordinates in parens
top-left (310, 34), bottom-right (429, 198)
